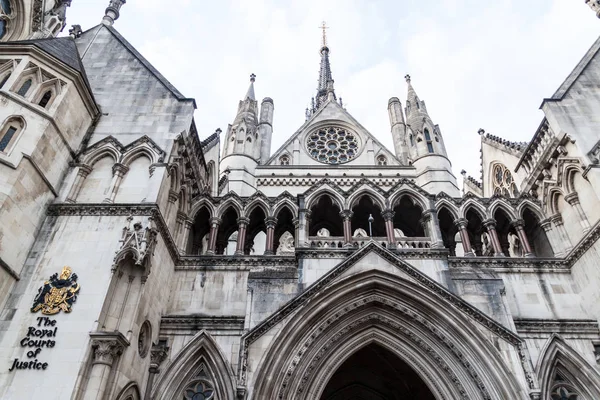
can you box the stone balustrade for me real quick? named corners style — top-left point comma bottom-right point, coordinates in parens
top-left (308, 236), bottom-right (432, 250)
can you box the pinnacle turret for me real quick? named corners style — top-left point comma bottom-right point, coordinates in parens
top-left (307, 22), bottom-right (337, 118)
top-left (103, 0), bottom-right (126, 26)
top-left (245, 73), bottom-right (256, 100)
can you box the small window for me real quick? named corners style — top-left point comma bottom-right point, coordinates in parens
top-left (0, 20), bottom-right (6, 40)
top-left (246, 137), bottom-right (252, 143)
top-left (0, 126), bottom-right (17, 152)
top-left (279, 155), bottom-right (290, 166)
top-left (424, 128), bottom-right (431, 141)
top-left (17, 79), bottom-right (32, 97)
top-left (38, 90), bottom-right (52, 108)
top-left (377, 155), bottom-right (387, 166)
top-left (409, 135), bottom-right (414, 147)
top-left (424, 128), bottom-right (433, 153)
top-left (0, 72), bottom-right (10, 88)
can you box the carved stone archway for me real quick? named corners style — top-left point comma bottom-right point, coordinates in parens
top-left (246, 265), bottom-right (529, 400)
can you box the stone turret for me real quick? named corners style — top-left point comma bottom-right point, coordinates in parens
top-left (102, 0), bottom-right (126, 26)
top-left (403, 75), bottom-right (459, 196)
top-left (219, 74), bottom-right (265, 196)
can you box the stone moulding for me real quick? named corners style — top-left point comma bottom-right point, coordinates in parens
top-left (514, 319), bottom-right (600, 335)
top-left (160, 315), bottom-right (245, 332)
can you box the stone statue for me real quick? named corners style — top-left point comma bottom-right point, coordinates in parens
top-left (276, 232), bottom-right (295, 255)
top-left (508, 232), bottom-right (522, 257)
top-left (481, 232), bottom-right (493, 256)
top-left (317, 228), bottom-right (330, 237)
top-left (353, 228), bottom-right (368, 238)
top-left (201, 234), bottom-right (209, 255)
top-left (394, 228), bottom-right (405, 238)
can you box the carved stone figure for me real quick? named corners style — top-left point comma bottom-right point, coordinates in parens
top-left (277, 231), bottom-right (295, 254)
top-left (317, 228), bottom-right (330, 237)
top-left (508, 232), bottom-right (522, 257)
top-left (201, 233), bottom-right (209, 255)
top-left (481, 232), bottom-right (493, 256)
top-left (394, 228), bottom-right (405, 238)
top-left (353, 228), bottom-right (367, 238)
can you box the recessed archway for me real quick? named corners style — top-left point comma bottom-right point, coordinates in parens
top-left (320, 343), bottom-right (436, 400)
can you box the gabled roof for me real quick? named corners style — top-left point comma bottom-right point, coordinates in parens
top-left (242, 241), bottom-right (521, 347)
top-left (547, 35), bottom-right (600, 102)
top-left (265, 96), bottom-right (400, 165)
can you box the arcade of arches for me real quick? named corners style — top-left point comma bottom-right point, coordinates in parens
top-left (183, 192), bottom-right (552, 258)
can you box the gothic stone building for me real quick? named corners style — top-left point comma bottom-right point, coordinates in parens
top-left (1, 1), bottom-right (600, 399)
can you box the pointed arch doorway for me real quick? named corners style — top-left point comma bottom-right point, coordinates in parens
top-left (320, 343), bottom-right (435, 400)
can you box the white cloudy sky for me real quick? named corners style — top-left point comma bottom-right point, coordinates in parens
top-left (67, 0), bottom-right (599, 183)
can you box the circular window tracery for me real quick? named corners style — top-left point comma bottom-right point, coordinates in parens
top-left (492, 164), bottom-right (518, 197)
top-left (306, 126), bottom-right (360, 164)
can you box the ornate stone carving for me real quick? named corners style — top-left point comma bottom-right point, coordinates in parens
top-left (112, 216), bottom-right (158, 275)
top-left (91, 339), bottom-right (125, 366)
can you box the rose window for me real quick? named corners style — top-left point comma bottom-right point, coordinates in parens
top-left (306, 127), bottom-right (360, 164)
top-left (492, 163), bottom-right (518, 197)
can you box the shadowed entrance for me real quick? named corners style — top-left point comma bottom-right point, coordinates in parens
top-left (320, 343), bottom-right (436, 400)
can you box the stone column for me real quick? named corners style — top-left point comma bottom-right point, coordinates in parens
top-left (454, 218), bottom-right (475, 256)
top-left (511, 219), bottom-right (534, 257)
top-left (84, 335), bottom-right (128, 400)
top-left (143, 343), bottom-right (170, 400)
top-left (104, 163), bottom-right (129, 203)
top-left (540, 218), bottom-right (561, 257)
top-left (550, 214), bottom-right (573, 254)
top-left (483, 219), bottom-right (504, 257)
top-left (65, 164), bottom-right (92, 203)
top-left (165, 189), bottom-right (178, 221)
top-left (423, 210), bottom-right (444, 249)
top-left (206, 217), bottom-right (221, 255)
top-left (235, 217), bottom-right (250, 255)
top-left (340, 210), bottom-right (353, 248)
top-left (382, 209), bottom-right (396, 249)
top-left (565, 192), bottom-right (591, 234)
top-left (264, 217), bottom-right (277, 255)
top-left (175, 211), bottom-right (185, 251)
top-left (298, 209), bottom-right (310, 248)
top-left (177, 217), bottom-right (192, 254)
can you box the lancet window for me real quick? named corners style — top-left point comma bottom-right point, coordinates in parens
top-left (424, 128), bottom-right (434, 153)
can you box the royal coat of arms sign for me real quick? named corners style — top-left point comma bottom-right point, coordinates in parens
top-left (31, 266), bottom-right (81, 315)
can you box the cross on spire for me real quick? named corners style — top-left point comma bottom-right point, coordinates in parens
top-left (320, 21), bottom-right (329, 48)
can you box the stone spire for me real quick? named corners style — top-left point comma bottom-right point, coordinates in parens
top-left (586, 0), bottom-right (600, 18)
top-left (313, 22), bottom-right (336, 112)
top-left (102, 0), bottom-right (126, 26)
top-left (245, 73), bottom-right (256, 100)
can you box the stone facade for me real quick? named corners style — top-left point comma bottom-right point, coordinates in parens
top-left (1, 2), bottom-right (600, 399)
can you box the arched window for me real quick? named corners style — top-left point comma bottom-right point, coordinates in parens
top-left (38, 90), bottom-right (52, 108)
top-left (246, 136), bottom-right (252, 143)
top-left (0, 72), bottom-right (10, 88)
top-left (424, 128), bottom-right (434, 153)
top-left (377, 155), bottom-right (387, 166)
top-left (0, 116), bottom-right (23, 153)
top-left (17, 78), bottom-right (32, 97)
top-left (492, 163), bottom-right (518, 197)
top-left (279, 155), bottom-right (290, 166)
top-left (0, 0), bottom-right (12, 40)
top-left (550, 373), bottom-right (581, 400)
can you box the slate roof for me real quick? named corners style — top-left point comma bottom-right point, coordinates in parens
top-left (0, 36), bottom-right (86, 74)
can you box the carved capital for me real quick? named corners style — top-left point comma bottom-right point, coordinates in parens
top-left (209, 217), bottom-right (222, 227)
top-left (381, 209), bottom-right (395, 221)
top-left (550, 213), bottom-right (564, 226)
top-left (77, 164), bottom-right (93, 178)
top-left (539, 218), bottom-right (553, 232)
top-left (149, 343), bottom-right (170, 373)
top-left (482, 219), bottom-right (497, 230)
top-left (91, 339), bottom-right (125, 366)
top-left (112, 162), bottom-right (129, 177)
top-left (564, 192), bottom-right (580, 206)
top-left (237, 217), bottom-right (250, 227)
top-left (510, 219), bottom-right (525, 229)
top-left (454, 218), bottom-right (468, 230)
top-left (168, 190), bottom-right (178, 204)
top-left (265, 216), bottom-right (277, 229)
top-left (339, 210), bottom-right (353, 220)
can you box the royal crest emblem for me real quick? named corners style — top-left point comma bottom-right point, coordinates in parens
top-left (31, 266), bottom-right (81, 315)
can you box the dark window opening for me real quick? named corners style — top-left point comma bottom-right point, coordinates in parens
top-left (0, 126), bottom-right (17, 152)
top-left (38, 90), bottom-right (52, 108)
